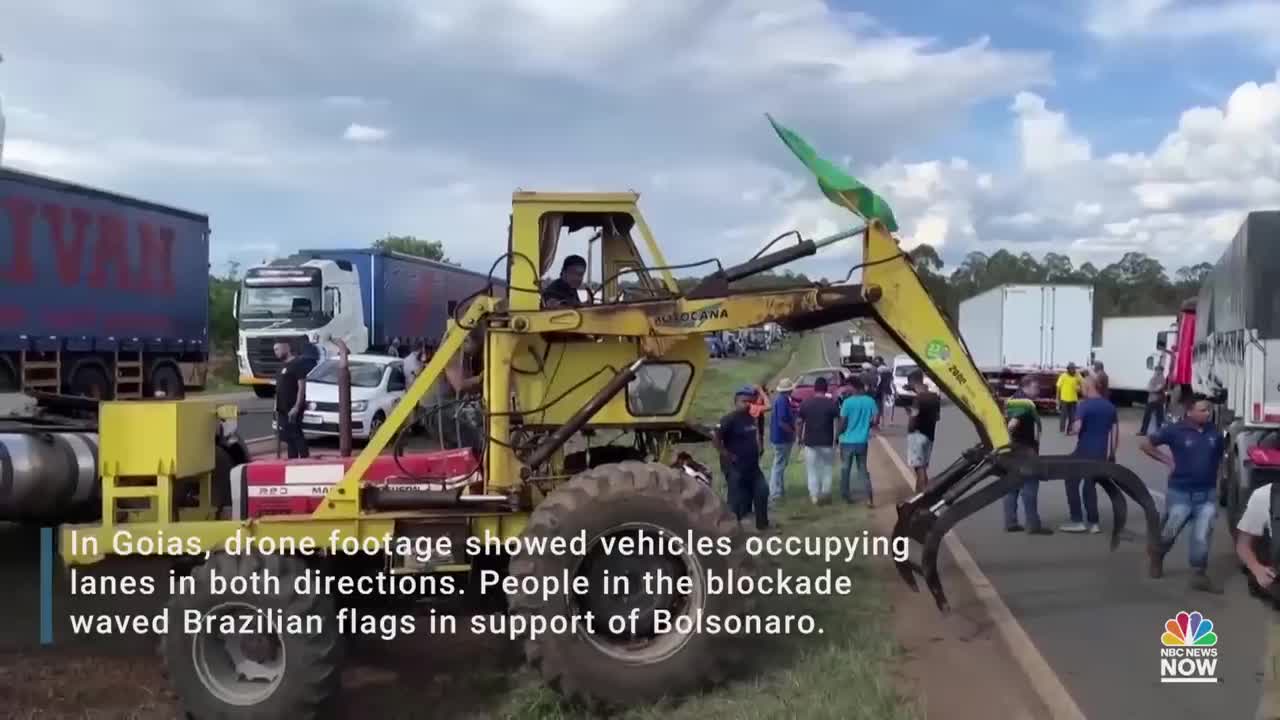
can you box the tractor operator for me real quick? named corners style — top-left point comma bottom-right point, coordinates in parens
top-left (542, 254), bottom-right (587, 308)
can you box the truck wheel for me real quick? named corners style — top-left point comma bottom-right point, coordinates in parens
top-left (70, 364), bottom-right (113, 400)
top-left (164, 553), bottom-right (342, 719)
top-left (148, 364), bottom-right (186, 399)
top-left (253, 385), bottom-right (275, 399)
top-left (508, 461), bottom-right (754, 710)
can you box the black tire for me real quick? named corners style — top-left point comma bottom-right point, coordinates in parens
top-left (367, 411), bottom-right (386, 439)
top-left (507, 461), bottom-right (754, 710)
top-left (253, 385), bottom-right (275, 399)
top-left (148, 363), bottom-right (186, 399)
top-left (164, 553), bottom-right (342, 719)
top-left (70, 363), bottom-right (113, 400)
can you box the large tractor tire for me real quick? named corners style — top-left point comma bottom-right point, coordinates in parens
top-left (507, 461), bottom-right (755, 710)
top-left (164, 553), bottom-right (342, 719)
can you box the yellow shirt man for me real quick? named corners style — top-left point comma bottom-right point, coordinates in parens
top-left (1056, 371), bottom-right (1081, 403)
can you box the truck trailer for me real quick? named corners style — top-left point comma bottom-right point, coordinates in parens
top-left (235, 248), bottom-right (500, 396)
top-left (0, 166), bottom-right (211, 398)
top-left (1094, 315), bottom-right (1177, 405)
top-left (958, 283), bottom-right (1094, 411)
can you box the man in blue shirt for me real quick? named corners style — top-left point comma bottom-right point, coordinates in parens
top-left (767, 378), bottom-right (797, 506)
top-left (1061, 376), bottom-right (1117, 534)
top-left (837, 377), bottom-right (879, 507)
top-left (714, 386), bottom-right (770, 531)
top-left (1140, 398), bottom-right (1225, 593)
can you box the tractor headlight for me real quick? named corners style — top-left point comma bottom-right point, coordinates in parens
top-left (351, 400), bottom-right (368, 412)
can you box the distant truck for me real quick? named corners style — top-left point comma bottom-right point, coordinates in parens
top-left (1093, 315), bottom-right (1177, 405)
top-left (1, 166), bottom-right (211, 398)
top-left (959, 283), bottom-right (1094, 411)
top-left (838, 333), bottom-right (871, 369)
top-left (235, 248), bottom-right (498, 397)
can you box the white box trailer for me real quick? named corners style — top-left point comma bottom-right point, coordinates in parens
top-left (1095, 315), bottom-right (1177, 405)
top-left (958, 284), bottom-right (1094, 370)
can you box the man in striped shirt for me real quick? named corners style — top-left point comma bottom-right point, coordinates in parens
top-left (1002, 375), bottom-right (1052, 535)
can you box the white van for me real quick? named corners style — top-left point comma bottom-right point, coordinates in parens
top-left (892, 354), bottom-right (938, 407)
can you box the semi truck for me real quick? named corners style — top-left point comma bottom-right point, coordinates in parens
top-left (958, 283), bottom-right (1094, 411)
top-left (1, 166), bottom-right (211, 398)
top-left (235, 248), bottom-right (498, 397)
top-left (1093, 315), bottom-right (1177, 405)
top-left (1160, 212), bottom-right (1280, 593)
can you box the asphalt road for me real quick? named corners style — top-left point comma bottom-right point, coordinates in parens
top-left (811, 328), bottom-right (1268, 719)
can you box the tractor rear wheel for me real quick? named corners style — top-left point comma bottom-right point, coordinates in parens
top-left (163, 553), bottom-right (342, 719)
top-left (507, 461), bottom-right (754, 710)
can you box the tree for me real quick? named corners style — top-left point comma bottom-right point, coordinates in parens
top-left (373, 235), bottom-right (450, 263)
top-left (908, 244), bottom-right (944, 273)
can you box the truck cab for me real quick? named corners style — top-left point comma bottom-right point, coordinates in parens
top-left (235, 258), bottom-right (363, 395)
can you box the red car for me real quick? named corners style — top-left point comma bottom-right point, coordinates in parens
top-left (789, 367), bottom-right (856, 405)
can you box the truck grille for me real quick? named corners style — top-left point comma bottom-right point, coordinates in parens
top-left (246, 336), bottom-right (307, 378)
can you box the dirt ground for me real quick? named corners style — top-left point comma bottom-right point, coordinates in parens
top-left (865, 446), bottom-right (1052, 720)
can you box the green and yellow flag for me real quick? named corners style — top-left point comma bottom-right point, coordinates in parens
top-left (766, 114), bottom-right (899, 233)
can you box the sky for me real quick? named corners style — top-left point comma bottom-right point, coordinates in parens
top-left (2, 0), bottom-right (1280, 282)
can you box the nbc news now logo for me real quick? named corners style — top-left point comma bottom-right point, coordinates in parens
top-left (1160, 610), bottom-right (1219, 683)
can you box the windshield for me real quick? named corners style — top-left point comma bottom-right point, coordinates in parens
top-left (239, 285), bottom-right (322, 318)
top-left (798, 371), bottom-right (838, 386)
top-left (895, 364), bottom-right (917, 377)
top-left (309, 360), bottom-right (385, 388)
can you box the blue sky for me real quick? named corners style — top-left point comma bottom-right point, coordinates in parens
top-left (2, 0), bottom-right (1279, 281)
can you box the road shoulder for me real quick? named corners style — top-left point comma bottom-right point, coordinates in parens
top-left (868, 440), bottom-right (1059, 720)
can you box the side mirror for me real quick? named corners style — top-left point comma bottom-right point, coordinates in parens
top-left (1146, 356), bottom-right (1155, 371)
top-left (232, 290), bottom-right (240, 321)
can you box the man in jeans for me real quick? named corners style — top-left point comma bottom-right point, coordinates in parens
top-left (1141, 398), bottom-right (1224, 593)
top-left (1055, 363), bottom-right (1081, 433)
top-left (767, 378), bottom-right (797, 505)
top-left (837, 377), bottom-right (878, 506)
top-left (1003, 375), bottom-right (1052, 534)
top-left (1139, 364), bottom-right (1166, 435)
top-left (795, 377), bottom-right (839, 504)
top-left (713, 387), bottom-right (770, 531)
top-left (1061, 375), bottom-right (1117, 534)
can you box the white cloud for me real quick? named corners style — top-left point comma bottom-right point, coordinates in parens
top-left (1011, 92), bottom-right (1092, 173)
top-left (1086, 0), bottom-right (1280, 54)
top-left (342, 123), bottom-right (389, 142)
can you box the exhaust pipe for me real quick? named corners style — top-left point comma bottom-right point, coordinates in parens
top-left (0, 432), bottom-right (100, 523)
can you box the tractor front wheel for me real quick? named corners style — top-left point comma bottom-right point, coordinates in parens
top-left (163, 553), bottom-right (342, 719)
top-left (507, 461), bottom-right (754, 710)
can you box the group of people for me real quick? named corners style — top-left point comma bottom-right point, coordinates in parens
top-left (1001, 360), bottom-right (1230, 594)
top-left (713, 367), bottom-right (941, 531)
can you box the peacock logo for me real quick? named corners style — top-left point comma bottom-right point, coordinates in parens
top-left (1162, 611), bottom-right (1217, 647)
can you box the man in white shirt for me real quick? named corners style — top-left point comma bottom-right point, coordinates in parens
top-left (1235, 483), bottom-right (1278, 589)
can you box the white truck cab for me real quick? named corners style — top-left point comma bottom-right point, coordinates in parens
top-left (235, 257), bottom-right (364, 397)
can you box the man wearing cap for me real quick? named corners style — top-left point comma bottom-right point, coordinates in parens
top-left (1056, 363), bottom-right (1082, 433)
top-left (767, 378), bottom-right (797, 505)
top-left (713, 386), bottom-right (770, 530)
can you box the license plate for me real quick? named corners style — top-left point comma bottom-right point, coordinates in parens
top-left (303, 413), bottom-right (322, 424)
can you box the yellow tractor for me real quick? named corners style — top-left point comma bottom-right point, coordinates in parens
top-left (60, 151), bottom-right (1163, 719)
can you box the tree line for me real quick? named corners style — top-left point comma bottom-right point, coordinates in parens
top-left (906, 245), bottom-right (1211, 343)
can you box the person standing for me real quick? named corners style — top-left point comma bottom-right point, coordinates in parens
top-left (1060, 376), bottom-right (1117, 534)
top-left (1141, 398), bottom-right (1225, 593)
top-left (1003, 375), bottom-right (1052, 534)
top-left (1139, 364), bottom-right (1167, 435)
top-left (796, 377), bottom-right (840, 505)
top-left (1055, 363), bottom-right (1081, 433)
top-left (1235, 481), bottom-right (1279, 592)
top-left (767, 378), bottom-right (797, 505)
top-left (713, 387), bottom-right (770, 531)
top-left (875, 358), bottom-right (894, 427)
top-left (837, 377), bottom-right (878, 506)
top-left (273, 341), bottom-right (310, 459)
top-left (905, 369), bottom-right (940, 494)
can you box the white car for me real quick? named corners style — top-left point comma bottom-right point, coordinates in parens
top-left (891, 354), bottom-right (938, 407)
top-left (299, 354), bottom-right (408, 440)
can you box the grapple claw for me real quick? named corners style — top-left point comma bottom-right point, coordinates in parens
top-left (1094, 477), bottom-right (1128, 550)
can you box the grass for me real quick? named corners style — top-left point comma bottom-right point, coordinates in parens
top-left (491, 331), bottom-right (918, 720)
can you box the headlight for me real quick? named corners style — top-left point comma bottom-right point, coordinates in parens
top-left (306, 401), bottom-right (317, 411)
top-left (351, 400), bottom-right (368, 412)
